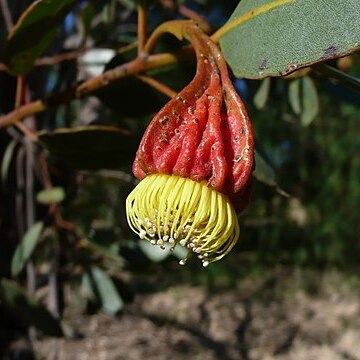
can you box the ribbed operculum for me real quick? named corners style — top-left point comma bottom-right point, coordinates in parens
top-left (133, 26), bottom-right (254, 206)
top-left (128, 23), bottom-right (254, 266)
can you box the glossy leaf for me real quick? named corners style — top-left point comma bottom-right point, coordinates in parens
top-left (90, 266), bottom-right (123, 315)
top-left (254, 78), bottom-right (271, 110)
top-left (38, 126), bottom-right (138, 171)
top-left (301, 76), bottom-right (319, 126)
top-left (0, 279), bottom-right (63, 336)
top-left (4, 0), bottom-right (78, 75)
top-left (253, 151), bottom-right (277, 187)
top-left (36, 187), bottom-right (66, 204)
top-left (219, 0), bottom-right (360, 79)
top-left (11, 221), bottom-right (44, 276)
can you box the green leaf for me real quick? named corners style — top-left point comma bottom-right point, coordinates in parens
top-left (1, 140), bottom-right (17, 185)
top-left (301, 76), bottom-right (319, 126)
top-left (253, 151), bottom-right (277, 187)
top-left (90, 266), bottom-right (123, 315)
top-left (38, 126), bottom-right (138, 171)
top-left (0, 279), bottom-right (63, 336)
top-left (288, 79), bottom-right (301, 115)
top-left (254, 78), bottom-right (271, 110)
top-left (36, 187), bottom-right (66, 204)
top-left (4, 0), bottom-right (79, 75)
top-left (11, 221), bottom-right (44, 276)
top-left (219, 0), bottom-right (360, 79)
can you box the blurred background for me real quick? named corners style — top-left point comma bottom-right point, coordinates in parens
top-left (0, 0), bottom-right (359, 359)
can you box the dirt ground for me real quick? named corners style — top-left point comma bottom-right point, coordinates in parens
top-left (34, 269), bottom-right (360, 360)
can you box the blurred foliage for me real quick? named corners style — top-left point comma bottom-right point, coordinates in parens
top-left (0, 0), bottom-right (359, 356)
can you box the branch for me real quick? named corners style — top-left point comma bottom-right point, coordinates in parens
top-left (0, 0), bottom-right (13, 32)
top-left (137, 1), bottom-right (148, 56)
top-left (0, 46), bottom-right (194, 129)
top-left (314, 63), bottom-right (360, 92)
top-left (136, 75), bottom-right (177, 98)
top-left (0, 47), bottom-right (88, 72)
top-left (178, 5), bottom-right (211, 33)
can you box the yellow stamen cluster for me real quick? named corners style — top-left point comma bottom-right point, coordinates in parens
top-left (126, 174), bottom-right (240, 266)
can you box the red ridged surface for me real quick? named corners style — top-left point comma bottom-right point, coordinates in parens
top-left (133, 26), bottom-right (254, 211)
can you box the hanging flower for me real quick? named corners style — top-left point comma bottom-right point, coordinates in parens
top-left (126, 22), bottom-right (254, 266)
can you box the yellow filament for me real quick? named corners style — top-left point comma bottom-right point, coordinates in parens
top-left (126, 174), bottom-right (240, 266)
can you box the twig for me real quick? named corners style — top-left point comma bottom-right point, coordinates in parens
top-left (54, 211), bottom-right (76, 232)
top-left (0, 47), bottom-right (88, 72)
top-left (136, 74), bottom-right (177, 98)
top-left (35, 47), bottom-right (88, 66)
top-left (178, 5), bottom-right (210, 33)
top-left (15, 76), bottom-right (25, 108)
top-left (0, 0), bottom-right (13, 32)
top-left (15, 122), bottom-right (38, 142)
top-left (314, 63), bottom-right (360, 92)
top-left (0, 46), bottom-right (194, 128)
top-left (38, 152), bottom-right (52, 189)
top-left (0, 100), bottom-right (46, 128)
top-left (137, 1), bottom-right (147, 56)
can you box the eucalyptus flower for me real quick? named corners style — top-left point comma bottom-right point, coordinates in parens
top-left (126, 23), bottom-right (254, 266)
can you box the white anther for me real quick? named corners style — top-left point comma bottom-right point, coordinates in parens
top-left (202, 261), bottom-right (209, 267)
top-left (169, 237), bottom-right (175, 244)
top-left (150, 240), bottom-right (156, 245)
top-left (179, 259), bottom-right (187, 266)
top-left (157, 239), bottom-right (164, 246)
top-left (139, 230), bottom-right (146, 239)
top-left (163, 235), bottom-right (169, 242)
top-left (179, 239), bottom-right (187, 247)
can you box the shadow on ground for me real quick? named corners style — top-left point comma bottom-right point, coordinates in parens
top-left (33, 269), bottom-right (360, 360)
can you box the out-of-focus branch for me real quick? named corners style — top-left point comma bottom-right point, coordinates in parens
top-left (0, 47), bottom-right (88, 72)
top-left (0, 46), bottom-right (194, 129)
top-left (137, 2), bottom-right (147, 56)
top-left (178, 5), bottom-right (210, 33)
top-left (136, 75), bottom-right (177, 98)
top-left (0, 0), bottom-right (13, 32)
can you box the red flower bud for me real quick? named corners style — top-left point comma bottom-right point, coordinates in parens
top-left (133, 25), bottom-right (254, 210)
top-left (127, 23), bottom-right (255, 266)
